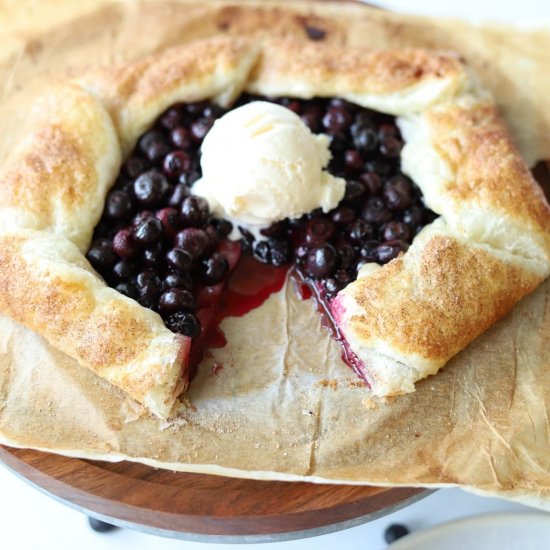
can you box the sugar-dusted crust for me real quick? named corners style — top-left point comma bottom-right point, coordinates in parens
top-left (0, 37), bottom-right (261, 418)
top-left (0, 34), bottom-right (549, 412)
top-left (332, 219), bottom-right (544, 396)
top-left (0, 230), bottom-right (190, 418)
top-left (0, 81), bottom-right (121, 253)
top-left (79, 36), bottom-right (260, 156)
top-left (399, 97), bottom-right (550, 265)
top-left (335, 93), bottom-right (550, 396)
top-left (248, 39), bottom-right (467, 114)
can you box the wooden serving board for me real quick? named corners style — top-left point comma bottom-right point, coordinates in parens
top-left (0, 446), bottom-right (427, 541)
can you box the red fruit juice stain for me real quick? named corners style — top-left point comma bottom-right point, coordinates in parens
top-left (188, 250), bottom-right (288, 377)
top-left (205, 255), bottom-right (288, 348)
top-left (295, 280), bottom-right (312, 300)
top-left (211, 363), bottom-right (224, 375)
top-left (293, 272), bottom-right (370, 387)
top-left (189, 243), bottom-right (368, 387)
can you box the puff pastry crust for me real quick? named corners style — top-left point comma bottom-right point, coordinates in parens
top-left (0, 36), bottom-right (548, 414)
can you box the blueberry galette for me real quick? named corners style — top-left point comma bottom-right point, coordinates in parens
top-left (0, 38), bottom-right (548, 417)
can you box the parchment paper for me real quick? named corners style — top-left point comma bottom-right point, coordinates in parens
top-left (0, 0), bottom-right (549, 508)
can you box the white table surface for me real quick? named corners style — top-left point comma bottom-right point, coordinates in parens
top-left (2, 1), bottom-right (548, 549)
top-left (0, 462), bottom-right (536, 550)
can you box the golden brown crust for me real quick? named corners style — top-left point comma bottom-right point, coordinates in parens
top-left (426, 100), bottom-right (550, 259)
top-left (0, 230), bottom-right (190, 417)
top-left (339, 222), bottom-right (541, 371)
top-left (0, 82), bottom-right (121, 252)
top-left (249, 39), bottom-right (465, 98)
top-left (79, 36), bottom-right (260, 155)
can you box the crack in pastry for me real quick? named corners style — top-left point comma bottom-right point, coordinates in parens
top-left (0, 36), bottom-right (548, 416)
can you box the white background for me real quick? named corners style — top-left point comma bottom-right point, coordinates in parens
top-left (2, 1), bottom-right (549, 549)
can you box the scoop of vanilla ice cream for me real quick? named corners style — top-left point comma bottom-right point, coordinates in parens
top-left (192, 101), bottom-right (345, 232)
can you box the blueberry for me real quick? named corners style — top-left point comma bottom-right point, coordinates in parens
top-left (170, 126), bottom-right (192, 150)
top-left (159, 289), bottom-right (195, 314)
top-left (105, 190), bottom-right (133, 220)
top-left (168, 183), bottom-right (190, 207)
top-left (344, 180), bottom-right (367, 204)
top-left (113, 259), bottom-right (138, 280)
top-left (374, 240), bottom-right (408, 264)
top-left (155, 207), bottom-right (181, 237)
top-left (163, 151), bottom-right (191, 178)
top-left (254, 241), bottom-right (270, 263)
top-left (380, 136), bottom-right (403, 158)
top-left (146, 141), bottom-right (170, 162)
top-left (173, 228), bottom-right (210, 259)
top-left (380, 221), bottom-right (411, 242)
top-left (202, 104), bottom-right (225, 118)
top-left (359, 172), bottom-right (382, 196)
top-left (160, 107), bottom-right (183, 130)
top-left (138, 130), bottom-right (165, 157)
top-left (349, 219), bottom-right (375, 243)
top-left (200, 252), bottom-right (229, 284)
top-left (86, 239), bottom-right (117, 271)
top-left (306, 244), bottom-right (337, 278)
top-left (353, 111), bottom-right (376, 131)
top-left (322, 106), bottom-right (352, 133)
top-left (328, 132), bottom-right (348, 153)
top-left (115, 281), bottom-right (139, 299)
top-left (190, 117), bottom-right (214, 142)
top-left (260, 220), bottom-right (287, 238)
top-left (383, 175), bottom-right (413, 211)
top-left (268, 239), bottom-right (291, 266)
top-left (378, 122), bottom-right (399, 140)
top-left (180, 196), bottom-right (210, 228)
top-left (364, 158), bottom-right (392, 176)
top-left (362, 197), bottom-right (392, 225)
top-left (133, 217), bottom-right (163, 245)
top-left (163, 271), bottom-right (194, 292)
top-left (331, 207), bottom-right (355, 225)
top-left (133, 170), bottom-right (169, 207)
top-left (135, 270), bottom-right (162, 307)
top-left (186, 100), bottom-right (209, 114)
top-left (334, 269), bottom-right (353, 286)
top-left (166, 248), bottom-right (192, 272)
top-left (337, 244), bottom-right (355, 269)
top-left (211, 218), bottom-right (233, 238)
top-left (280, 98), bottom-right (301, 113)
top-left (300, 110), bottom-right (322, 132)
top-left (238, 226), bottom-right (255, 253)
top-left (306, 218), bottom-right (334, 245)
top-left (178, 170), bottom-right (201, 186)
top-left (124, 156), bottom-right (147, 179)
top-left (130, 210), bottom-right (155, 229)
top-left (358, 240), bottom-right (380, 261)
top-left (344, 149), bottom-right (363, 172)
top-left (352, 126), bottom-right (378, 152)
top-left (323, 278), bottom-right (341, 298)
top-left (165, 311), bottom-right (201, 338)
top-left (402, 206), bottom-right (425, 228)
top-left (142, 243), bottom-right (165, 268)
top-left (112, 229), bottom-right (138, 259)
top-left (294, 245), bottom-right (309, 263)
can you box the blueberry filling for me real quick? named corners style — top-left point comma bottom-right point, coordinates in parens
top-left (87, 95), bottom-right (435, 339)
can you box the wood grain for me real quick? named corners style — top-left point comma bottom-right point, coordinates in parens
top-left (0, 446), bottom-right (426, 537)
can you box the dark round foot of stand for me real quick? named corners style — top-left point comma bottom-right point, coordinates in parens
top-left (88, 516), bottom-right (118, 533)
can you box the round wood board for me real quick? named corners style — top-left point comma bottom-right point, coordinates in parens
top-left (0, 446), bottom-right (428, 542)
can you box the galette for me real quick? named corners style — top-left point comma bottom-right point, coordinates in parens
top-left (0, 37), bottom-right (548, 418)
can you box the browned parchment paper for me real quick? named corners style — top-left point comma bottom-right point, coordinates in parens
top-left (0, 0), bottom-right (549, 508)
